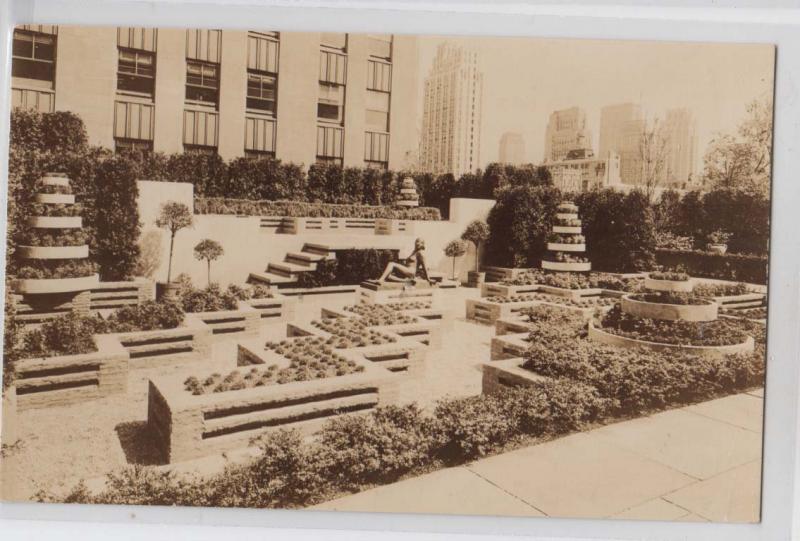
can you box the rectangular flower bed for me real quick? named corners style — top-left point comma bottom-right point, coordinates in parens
top-left (489, 333), bottom-right (531, 361)
top-left (89, 278), bottom-right (155, 310)
top-left (480, 282), bottom-right (542, 298)
top-left (13, 335), bottom-right (129, 411)
top-left (112, 319), bottom-right (213, 370)
top-left (319, 304), bottom-right (446, 348)
top-left (188, 305), bottom-right (261, 338)
top-left (482, 266), bottom-right (537, 283)
top-left (482, 357), bottom-right (549, 395)
top-left (243, 294), bottom-right (296, 322)
top-left (358, 282), bottom-right (443, 306)
top-left (147, 341), bottom-right (399, 463)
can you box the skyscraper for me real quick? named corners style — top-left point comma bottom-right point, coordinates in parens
top-left (420, 43), bottom-right (483, 176)
top-left (498, 132), bottom-right (525, 164)
top-left (543, 107), bottom-right (593, 163)
top-left (662, 108), bottom-right (697, 186)
top-left (599, 103), bottom-right (644, 185)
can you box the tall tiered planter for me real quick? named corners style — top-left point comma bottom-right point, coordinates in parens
top-left (396, 177), bottom-right (419, 208)
top-left (12, 173), bottom-right (98, 317)
top-left (541, 202), bottom-right (591, 273)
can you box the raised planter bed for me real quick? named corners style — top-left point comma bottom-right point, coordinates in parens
top-left (89, 278), bottom-right (155, 310)
top-left (644, 276), bottom-right (694, 293)
top-left (17, 244), bottom-right (89, 259)
top-left (113, 319), bottom-right (213, 370)
top-left (26, 216), bottom-right (82, 229)
top-left (482, 357), bottom-right (548, 395)
top-left (541, 260), bottom-right (592, 272)
top-left (190, 305), bottom-right (260, 338)
top-left (13, 335), bottom-right (128, 411)
top-left (555, 212), bottom-right (579, 220)
top-left (243, 294), bottom-right (296, 322)
top-left (147, 343), bottom-right (398, 463)
top-left (546, 242), bottom-right (586, 252)
top-left (42, 174), bottom-right (70, 186)
top-left (35, 193), bottom-right (75, 205)
top-left (358, 282), bottom-right (443, 306)
top-left (587, 322), bottom-right (754, 359)
top-left (552, 225), bottom-right (582, 234)
top-left (620, 295), bottom-right (718, 322)
top-left (320, 305), bottom-right (445, 348)
top-left (482, 266), bottom-right (537, 283)
top-left (490, 333), bottom-right (530, 361)
top-left (480, 282), bottom-right (542, 298)
top-left (13, 273), bottom-right (99, 294)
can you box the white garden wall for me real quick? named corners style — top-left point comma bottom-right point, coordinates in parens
top-left (136, 181), bottom-right (495, 287)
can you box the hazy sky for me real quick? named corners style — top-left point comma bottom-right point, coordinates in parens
top-left (415, 36), bottom-right (775, 169)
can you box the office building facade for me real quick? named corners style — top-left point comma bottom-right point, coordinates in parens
top-left (419, 43), bottom-right (483, 177)
top-left (10, 25), bottom-right (418, 169)
top-left (546, 149), bottom-right (621, 192)
top-left (498, 132), bottom-right (525, 165)
top-left (543, 106), bottom-right (593, 163)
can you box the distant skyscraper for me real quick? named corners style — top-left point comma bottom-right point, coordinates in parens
top-left (419, 43), bottom-right (483, 176)
top-left (662, 108), bottom-right (697, 186)
top-left (498, 132), bottom-right (525, 164)
top-left (599, 103), bottom-right (644, 185)
top-left (543, 107), bottom-right (593, 163)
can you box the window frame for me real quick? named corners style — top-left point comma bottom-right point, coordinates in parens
top-left (185, 59), bottom-right (220, 107)
top-left (11, 29), bottom-right (56, 84)
top-left (117, 47), bottom-right (156, 98)
top-left (246, 70), bottom-right (278, 115)
top-left (317, 81), bottom-right (345, 125)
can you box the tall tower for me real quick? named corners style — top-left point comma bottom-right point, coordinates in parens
top-left (543, 107), bottom-right (592, 163)
top-left (599, 103), bottom-right (644, 185)
top-left (662, 108), bottom-right (697, 186)
top-left (498, 132), bottom-right (525, 164)
top-left (419, 43), bottom-right (483, 177)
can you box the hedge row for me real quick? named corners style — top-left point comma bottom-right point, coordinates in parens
top-left (195, 198), bottom-right (442, 220)
top-left (655, 249), bottom-right (768, 284)
top-left (48, 304), bottom-right (764, 508)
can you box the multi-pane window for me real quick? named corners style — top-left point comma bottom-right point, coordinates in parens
top-left (365, 131), bottom-right (389, 170)
top-left (12, 28), bottom-right (56, 84)
top-left (318, 83), bottom-right (345, 123)
top-left (118, 49), bottom-right (155, 96)
top-left (317, 125), bottom-right (344, 166)
top-left (246, 32), bottom-right (279, 115)
top-left (186, 60), bottom-right (220, 106)
top-left (247, 73), bottom-right (277, 114)
top-left (184, 109), bottom-right (219, 154)
top-left (367, 60), bottom-right (391, 92)
top-left (12, 88), bottom-right (54, 112)
top-left (116, 139), bottom-right (153, 154)
top-left (114, 101), bottom-right (154, 152)
top-left (245, 116), bottom-right (276, 159)
top-left (365, 90), bottom-right (389, 132)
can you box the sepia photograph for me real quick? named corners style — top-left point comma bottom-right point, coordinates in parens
top-left (0, 23), bottom-right (774, 525)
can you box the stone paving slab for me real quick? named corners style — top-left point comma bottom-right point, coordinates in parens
top-left (685, 393), bottom-right (764, 433)
top-left (611, 497), bottom-right (696, 521)
top-left (312, 467), bottom-right (544, 517)
top-left (747, 388), bottom-right (764, 398)
top-left (663, 460), bottom-right (762, 523)
top-left (467, 432), bottom-right (695, 519)
top-left (592, 408), bottom-right (762, 480)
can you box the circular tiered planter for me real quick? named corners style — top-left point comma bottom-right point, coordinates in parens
top-left (592, 273), bottom-right (754, 358)
top-left (397, 177), bottom-right (420, 208)
top-left (13, 173), bottom-right (97, 304)
top-left (542, 201), bottom-right (591, 274)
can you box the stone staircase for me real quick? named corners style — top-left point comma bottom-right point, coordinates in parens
top-left (247, 242), bottom-right (335, 287)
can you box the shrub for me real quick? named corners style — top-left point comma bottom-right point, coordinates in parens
top-left (179, 283), bottom-right (239, 312)
top-left (485, 185), bottom-right (561, 267)
top-left (163, 152), bottom-right (228, 197)
top-left (193, 239), bottom-right (224, 286)
top-left (224, 157), bottom-right (304, 200)
top-left (649, 271), bottom-right (689, 281)
top-left (693, 281), bottom-right (751, 297)
top-left (104, 300), bottom-right (184, 333)
top-left (194, 198), bottom-right (441, 220)
top-left (655, 249), bottom-right (767, 284)
top-left (3, 291), bottom-right (22, 390)
top-left (461, 220), bottom-right (490, 272)
top-left (296, 249), bottom-right (397, 288)
top-left (20, 315), bottom-right (101, 358)
top-left (16, 259), bottom-right (97, 279)
top-left (575, 189), bottom-right (656, 272)
top-left (156, 201), bottom-right (193, 284)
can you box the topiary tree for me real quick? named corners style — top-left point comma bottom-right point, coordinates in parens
top-left (461, 220), bottom-right (491, 273)
top-left (194, 239), bottom-right (224, 285)
top-left (156, 201), bottom-right (193, 284)
top-left (444, 239), bottom-right (467, 280)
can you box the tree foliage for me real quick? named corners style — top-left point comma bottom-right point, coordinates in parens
top-left (193, 239), bottom-right (224, 285)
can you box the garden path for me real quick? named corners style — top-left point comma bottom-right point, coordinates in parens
top-left (313, 390), bottom-right (764, 522)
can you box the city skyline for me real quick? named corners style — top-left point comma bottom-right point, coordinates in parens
top-left (416, 36), bottom-right (774, 173)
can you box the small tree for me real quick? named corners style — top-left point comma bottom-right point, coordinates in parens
top-left (194, 239), bottom-right (224, 285)
top-left (155, 201), bottom-right (193, 284)
top-left (461, 220), bottom-right (491, 273)
top-left (444, 239), bottom-right (467, 280)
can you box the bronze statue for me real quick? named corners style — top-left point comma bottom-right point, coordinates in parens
top-left (378, 238), bottom-right (434, 286)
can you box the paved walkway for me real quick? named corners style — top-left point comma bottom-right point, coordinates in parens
top-left (314, 389), bottom-right (764, 523)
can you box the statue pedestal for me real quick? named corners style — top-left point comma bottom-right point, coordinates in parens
top-left (359, 280), bottom-right (441, 306)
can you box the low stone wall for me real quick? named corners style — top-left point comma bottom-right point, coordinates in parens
top-left (621, 295), bottom-right (719, 322)
top-left (14, 335), bottom-right (129, 411)
top-left (148, 342), bottom-right (399, 463)
top-left (644, 277), bottom-right (694, 292)
top-left (358, 283), bottom-right (443, 306)
top-left (480, 283), bottom-right (542, 298)
top-left (482, 357), bottom-right (548, 395)
top-left (189, 306), bottom-right (261, 339)
top-left (243, 294), bottom-right (296, 322)
top-left (89, 278), bottom-right (155, 310)
top-left (587, 322), bottom-right (755, 359)
top-left (490, 333), bottom-right (530, 361)
top-left (482, 266), bottom-right (536, 283)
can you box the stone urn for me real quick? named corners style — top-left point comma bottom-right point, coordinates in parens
top-left (156, 281), bottom-right (183, 301)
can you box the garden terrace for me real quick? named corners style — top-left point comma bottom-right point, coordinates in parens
top-left (721, 306), bottom-right (768, 321)
top-left (322, 303), bottom-right (446, 348)
top-left (148, 340), bottom-right (398, 463)
top-left (467, 292), bottom-right (617, 325)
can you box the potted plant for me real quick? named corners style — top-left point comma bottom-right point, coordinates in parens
top-left (461, 219), bottom-right (491, 287)
top-left (155, 201), bottom-right (193, 299)
top-left (707, 230), bottom-right (731, 254)
top-left (193, 239), bottom-right (224, 286)
top-left (443, 239), bottom-right (467, 281)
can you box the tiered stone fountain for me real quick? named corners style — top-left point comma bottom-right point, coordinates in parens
top-left (14, 173), bottom-right (98, 317)
top-left (542, 201), bottom-right (591, 272)
top-left (396, 177), bottom-right (419, 208)
top-left (589, 273), bottom-right (755, 357)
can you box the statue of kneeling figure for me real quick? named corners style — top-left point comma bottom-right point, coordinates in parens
top-left (377, 238), bottom-right (434, 287)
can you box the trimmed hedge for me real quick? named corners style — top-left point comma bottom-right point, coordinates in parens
top-left (296, 249), bottom-right (397, 288)
top-left (656, 249), bottom-right (768, 284)
top-left (195, 197), bottom-right (442, 220)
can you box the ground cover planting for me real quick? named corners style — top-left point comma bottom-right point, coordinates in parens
top-left (503, 270), bottom-right (642, 292)
top-left (485, 293), bottom-right (617, 308)
top-left (721, 306), bottom-right (768, 320)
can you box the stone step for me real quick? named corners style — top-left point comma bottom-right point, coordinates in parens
top-left (248, 271), bottom-right (296, 285)
top-left (269, 261), bottom-right (313, 276)
top-left (302, 243), bottom-right (334, 256)
top-left (286, 252), bottom-right (324, 266)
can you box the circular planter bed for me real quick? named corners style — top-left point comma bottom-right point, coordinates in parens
top-left (13, 273), bottom-right (99, 294)
top-left (644, 276), bottom-right (694, 292)
top-left (35, 193), bottom-right (75, 205)
top-left (27, 216), bottom-right (82, 229)
top-left (542, 260), bottom-right (591, 272)
top-left (17, 244), bottom-right (89, 260)
top-left (547, 242), bottom-right (586, 252)
top-left (621, 294), bottom-right (718, 322)
top-left (588, 322), bottom-right (754, 358)
top-left (556, 212), bottom-right (579, 220)
top-left (552, 225), bottom-right (582, 234)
